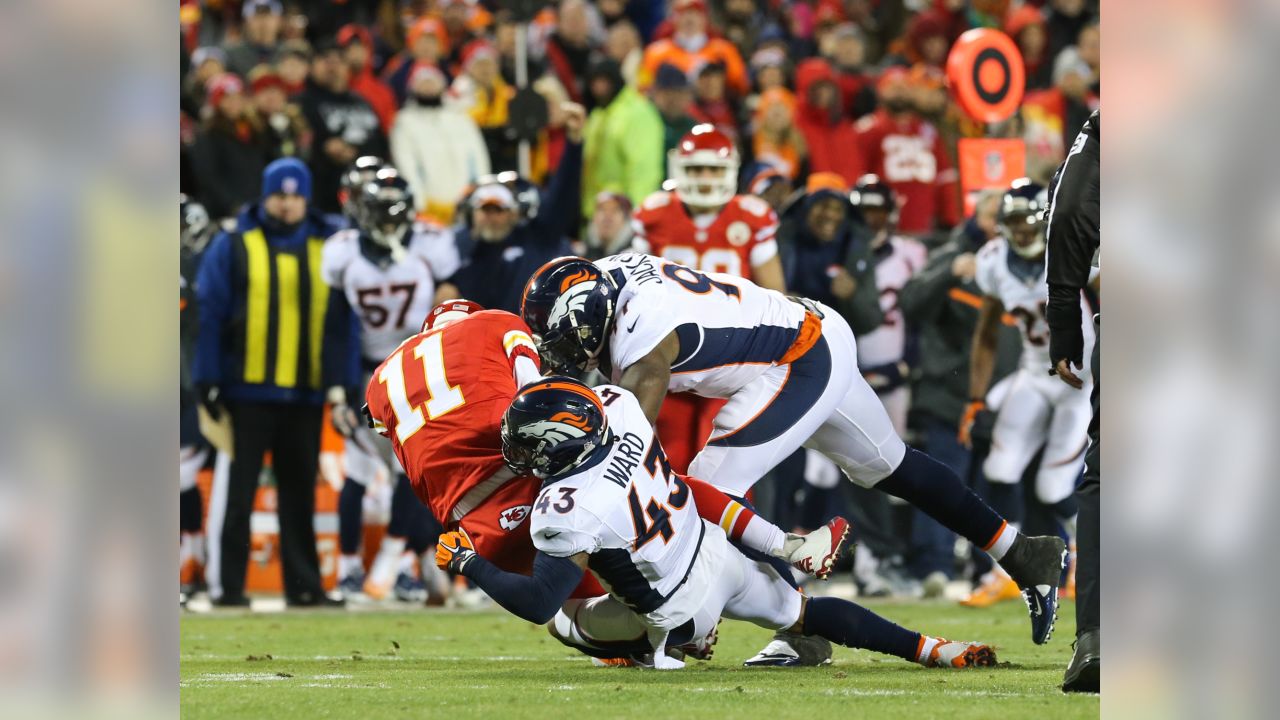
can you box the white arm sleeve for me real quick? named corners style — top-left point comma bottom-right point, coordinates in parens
top-left (513, 355), bottom-right (542, 388)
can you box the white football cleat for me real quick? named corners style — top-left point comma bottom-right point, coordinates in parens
top-left (781, 517), bottom-right (851, 579)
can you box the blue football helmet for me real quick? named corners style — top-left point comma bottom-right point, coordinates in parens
top-left (999, 178), bottom-right (1049, 259)
top-left (501, 376), bottom-right (611, 479)
top-left (520, 257), bottom-right (617, 374)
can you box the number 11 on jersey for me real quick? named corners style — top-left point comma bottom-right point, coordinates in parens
top-left (378, 332), bottom-right (466, 442)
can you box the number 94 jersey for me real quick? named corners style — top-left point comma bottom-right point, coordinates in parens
top-left (596, 253), bottom-right (806, 398)
top-left (975, 238), bottom-right (1097, 380)
top-left (530, 385), bottom-right (708, 619)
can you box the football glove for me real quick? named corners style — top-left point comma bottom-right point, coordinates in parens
top-left (957, 400), bottom-right (985, 448)
top-left (435, 529), bottom-right (478, 574)
top-left (197, 383), bottom-right (223, 421)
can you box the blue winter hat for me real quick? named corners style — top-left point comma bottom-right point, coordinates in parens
top-left (262, 158), bottom-right (312, 201)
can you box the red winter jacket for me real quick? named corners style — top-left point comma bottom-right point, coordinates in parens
top-left (793, 59), bottom-right (864, 185)
top-left (340, 25), bottom-right (399, 133)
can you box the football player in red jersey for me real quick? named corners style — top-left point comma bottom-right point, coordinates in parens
top-left (365, 300), bottom-right (846, 601)
top-left (630, 124), bottom-right (786, 472)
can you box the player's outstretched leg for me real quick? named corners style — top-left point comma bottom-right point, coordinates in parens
top-left (874, 447), bottom-right (1068, 644)
top-left (799, 596), bottom-right (997, 669)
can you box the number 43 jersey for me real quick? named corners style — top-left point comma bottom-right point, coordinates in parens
top-left (596, 253), bottom-right (806, 398)
top-left (530, 385), bottom-right (709, 618)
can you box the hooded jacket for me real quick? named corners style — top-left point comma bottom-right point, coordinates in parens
top-left (390, 96), bottom-right (491, 223)
top-left (793, 59), bottom-right (865, 185)
top-left (341, 25), bottom-right (399, 133)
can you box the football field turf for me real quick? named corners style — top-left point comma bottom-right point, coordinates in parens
top-left (181, 598), bottom-right (1098, 719)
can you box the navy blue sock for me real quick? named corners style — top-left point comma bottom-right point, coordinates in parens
top-left (180, 487), bottom-right (203, 533)
top-left (876, 447), bottom-right (1006, 549)
top-left (338, 480), bottom-right (366, 554)
top-left (984, 481), bottom-right (1024, 528)
top-left (406, 493), bottom-right (443, 554)
top-left (802, 596), bottom-right (921, 661)
top-left (1047, 494), bottom-right (1078, 526)
top-left (386, 474), bottom-right (418, 538)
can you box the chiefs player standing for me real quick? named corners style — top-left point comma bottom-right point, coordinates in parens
top-left (365, 300), bottom-right (847, 619)
top-left (630, 124), bottom-right (786, 472)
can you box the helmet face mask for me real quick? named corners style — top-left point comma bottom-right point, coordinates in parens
top-left (521, 258), bottom-right (616, 375)
top-left (358, 170), bottom-right (414, 250)
top-left (669, 124), bottom-right (739, 208)
top-left (998, 179), bottom-right (1049, 260)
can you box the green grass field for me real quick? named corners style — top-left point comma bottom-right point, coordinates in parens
top-left (181, 598), bottom-right (1098, 719)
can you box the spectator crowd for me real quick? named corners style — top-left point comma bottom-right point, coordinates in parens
top-left (180, 0), bottom-right (1100, 602)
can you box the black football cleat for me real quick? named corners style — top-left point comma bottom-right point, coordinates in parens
top-left (1001, 535), bottom-right (1068, 645)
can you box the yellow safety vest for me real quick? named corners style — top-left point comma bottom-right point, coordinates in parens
top-left (236, 227), bottom-right (329, 389)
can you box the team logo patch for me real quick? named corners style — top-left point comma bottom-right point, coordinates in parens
top-left (517, 417), bottom-right (590, 444)
top-left (547, 280), bottom-right (594, 329)
top-left (282, 177), bottom-right (299, 195)
top-left (498, 504), bottom-right (532, 531)
top-left (727, 221), bottom-right (751, 247)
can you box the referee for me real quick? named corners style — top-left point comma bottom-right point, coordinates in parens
top-left (193, 158), bottom-right (354, 607)
top-left (1044, 110), bottom-right (1100, 693)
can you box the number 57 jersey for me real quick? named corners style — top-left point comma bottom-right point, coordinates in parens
top-left (364, 310), bottom-right (539, 524)
top-left (530, 385), bottom-right (710, 623)
top-left (596, 253), bottom-right (807, 398)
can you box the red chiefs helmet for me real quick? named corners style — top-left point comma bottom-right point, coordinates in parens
top-left (668, 124), bottom-right (739, 208)
top-left (422, 299), bottom-right (484, 332)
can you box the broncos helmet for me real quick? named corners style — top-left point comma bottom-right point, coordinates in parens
top-left (181, 194), bottom-right (213, 253)
top-left (999, 178), bottom-right (1049, 259)
top-left (520, 257), bottom-right (617, 374)
top-left (340, 155), bottom-right (389, 222)
top-left (357, 168), bottom-right (415, 249)
top-left (501, 376), bottom-right (611, 479)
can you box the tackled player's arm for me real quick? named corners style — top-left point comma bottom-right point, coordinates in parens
top-left (618, 331), bottom-right (682, 424)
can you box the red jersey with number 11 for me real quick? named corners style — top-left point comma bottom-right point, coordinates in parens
top-left (364, 310), bottom-right (539, 523)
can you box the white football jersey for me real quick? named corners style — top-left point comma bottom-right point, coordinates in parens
top-left (857, 236), bottom-right (927, 368)
top-left (529, 385), bottom-right (708, 618)
top-left (975, 238), bottom-right (1097, 378)
top-left (322, 224), bottom-right (460, 363)
top-left (595, 253), bottom-right (806, 398)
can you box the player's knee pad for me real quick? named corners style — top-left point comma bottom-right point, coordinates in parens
top-left (1035, 466), bottom-right (1080, 506)
top-left (828, 435), bottom-right (906, 489)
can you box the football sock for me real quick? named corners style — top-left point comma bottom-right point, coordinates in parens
top-left (339, 554), bottom-right (363, 579)
top-left (338, 480), bottom-right (366, 555)
top-left (802, 596), bottom-right (921, 661)
top-left (1048, 496), bottom-right (1078, 539)
top-left (406, 503), bottom-right (442, 554)
top-left (396, 549), bottom-right (418, 576)
top-left (984, 481), bottom-right (1023, 530)
top-left (876, 447), bottom-right (1009, 558)
top-left (386, 474), bottom-right (416, 538)
top-left (684, 476), bottom-right (786, 556)
top-left (180, 486), bottom-right (203, 533)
